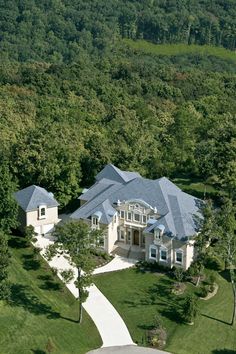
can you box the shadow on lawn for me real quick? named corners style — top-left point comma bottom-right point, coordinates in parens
top-left (124, 277), bottom-right (183, 324)
top-left (201, 313), bottom-right (230, 326)
top-left (10, 283), bottom-right (79, 324)
top-left (212, 350), bottom-right (236, 354)
top-left (21, 253), bottom-right (41, 271)
top-left (8, 236), bottom-right (27, 249)
top-left (10, 284), bottom-right (60, 319)
top-left (38, 274), bottom-right (62, 291)
top-left (31, 350), bottom-right (46, 354)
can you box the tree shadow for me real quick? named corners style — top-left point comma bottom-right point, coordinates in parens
top-left (201, 313), bottom-right (230, 326)
top-left (38, 275), bottom-right (62, 291)
top-left (8, 236), bottom-right (27, 249)
top-left (10, 284), bottom-right (60, 319)
top-left (219, 270), bottom-right (231, 283)
top-left (31, 350), bottom-right (46, 354)
top-left (212, 350), bottom-right (236, 354)
top-left (22, 254), bottom-right (41, 271)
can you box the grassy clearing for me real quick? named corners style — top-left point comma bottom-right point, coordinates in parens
top-left (123, 39), bottom-right (236, 63)
top-left (0, 236), bottom-right (101, 354)
top-left (172, 177), bottom-right (219, 201)
top-left (95, 268), bottom-right (236, 354)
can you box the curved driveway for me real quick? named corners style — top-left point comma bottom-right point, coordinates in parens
top-left (36, 235), bottom-right (135, 347)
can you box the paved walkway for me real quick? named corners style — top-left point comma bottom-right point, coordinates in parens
top-left (87, 345), bottom-right (171, 354)
top-left (93, 255), bottom-right (137, 275)
top-left (35, 235), bottom-right (135, 347)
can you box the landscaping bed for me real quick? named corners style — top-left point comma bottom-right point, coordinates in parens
top-left (95, 267), bottom-right (235, 354)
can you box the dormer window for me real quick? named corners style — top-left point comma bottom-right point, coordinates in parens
top-left (154, 228), bottom-right (160, 240)
top-left (92, 217), bottom-right (98, 226)
top-left (38, 205), bottom-right (46, 220)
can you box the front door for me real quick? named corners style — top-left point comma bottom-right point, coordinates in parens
top-left (133, 230), bottom-right (139, 246)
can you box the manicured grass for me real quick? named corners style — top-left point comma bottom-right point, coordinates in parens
top-left (172, 177), bottom-right (219, 200)
top-left (123, 39), bottom-right (236, 63)
top-left (0, 236), bottom-right (101, 354)
top-left (95, 268), bottom-right (236, 354)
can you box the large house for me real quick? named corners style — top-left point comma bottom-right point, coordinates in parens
top-left (14, 185), bottom-right (60, 235)
top-left (71, 164), bottom-right (203, 270)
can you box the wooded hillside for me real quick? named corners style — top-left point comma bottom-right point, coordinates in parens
top-left (0, 0), bottom-right (235, 209)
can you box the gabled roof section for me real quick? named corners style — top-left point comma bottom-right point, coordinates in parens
top-left (95, 164), bottom-right (141, 184)
top-left (14, 185), bottom-right (59, 212)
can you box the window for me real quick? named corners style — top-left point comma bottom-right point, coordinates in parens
top-left (40, 208), bottom-right (45, 216)
top-left (38, 205), bottom-right (46, 219)
top-left (154, 229), bottom-right (160, 240)
top-left (175, 250), bottom-right (183, 264)
top-left (149, 246), bottom-right (157, 260)
top-left (142, 215), bottom-right (147, 224)
top-left (160, 248), bottom-right (167, 262)
top-left (127, 211), bottom-right (132, 221)
top-left (92, 217), bottom-right (98, 226)
top-left (127, 230), bottom-right (131, 241)
top-left (134, 213), bottom-right (140, 222)
top-left (120, 230), bottom-right (125, 240)
top-left (120, 210), bottom-right (125, 219)
top-left (114, 214), bottom-right (117, 223)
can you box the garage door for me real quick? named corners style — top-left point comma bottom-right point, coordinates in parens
top-left (42, 224), bottom-right (54, 234)
top-left (34, 226), bottom-right (41, 235)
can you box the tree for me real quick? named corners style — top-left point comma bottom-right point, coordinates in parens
top-left (0, 230), bottom-right (11, 300)
top-left (0, 160), bottom-right (18, 233)
top-left (215, 199), bottom-right (236, 325)
top-left (182, 294), bottom-right (198, 324)
top-left (24, 225), bottom-right (37, 245)
top-left (46, 220), bottom-right (102, 323)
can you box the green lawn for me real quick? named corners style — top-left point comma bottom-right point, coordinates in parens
top-left (123, 39), bottom-right (236, 63)
top-left (0, 236), bottom-right (101, 354)
top-left (95, 268), bottom-right (236, 354)
top-left (172, 177), bottom-right (220, 201)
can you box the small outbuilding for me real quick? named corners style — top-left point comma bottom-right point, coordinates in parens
top-left (14, 185), bottom-right (60, 235)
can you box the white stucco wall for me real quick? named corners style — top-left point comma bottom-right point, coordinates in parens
top-left (107, 214), bottom-right (119, 253)
top-left (185, 240), bottom-right (195, 270)
top-left (26, 206), bottom-right (59, 234)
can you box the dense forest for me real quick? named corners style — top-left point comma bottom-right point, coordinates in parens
top-left (0, 0), bottom-right (235, 218)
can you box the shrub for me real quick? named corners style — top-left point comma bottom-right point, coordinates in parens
top-left (204, 255), bottom-right (224, 271)
top-left (182, 294), bottom-right (199, 323)
top-left (199, 284), bottom-right (209, 298)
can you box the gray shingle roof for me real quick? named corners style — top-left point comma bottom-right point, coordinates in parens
top-left (95, 164), bottom-right (141, 184)
top-left (14, 185), bottom-right (59, 212)
top-left (71, 164), bottom-right (203, 238)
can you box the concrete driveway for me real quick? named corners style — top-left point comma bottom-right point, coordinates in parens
top-left (35, 235), bottom-right (135, 347)
top-left (87, 345), bottom-right (171, 354)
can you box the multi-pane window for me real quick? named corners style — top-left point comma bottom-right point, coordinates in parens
top-left (142, 215), bottom-right (147, 224)
top-left (160, 248), bottom-right (167, 261)
top-left (92, 217), bottom-right (98, 226)
top-left (134, 213), bottom-right (140, 222)
top-left (175, 250), bottom-right (183, 263)
top-left (127, 211), bottom-right (132, 221)
top-left (120, 210), bottom-right (125, 219)
top-left (149, 246), bottom-right (157, 259)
